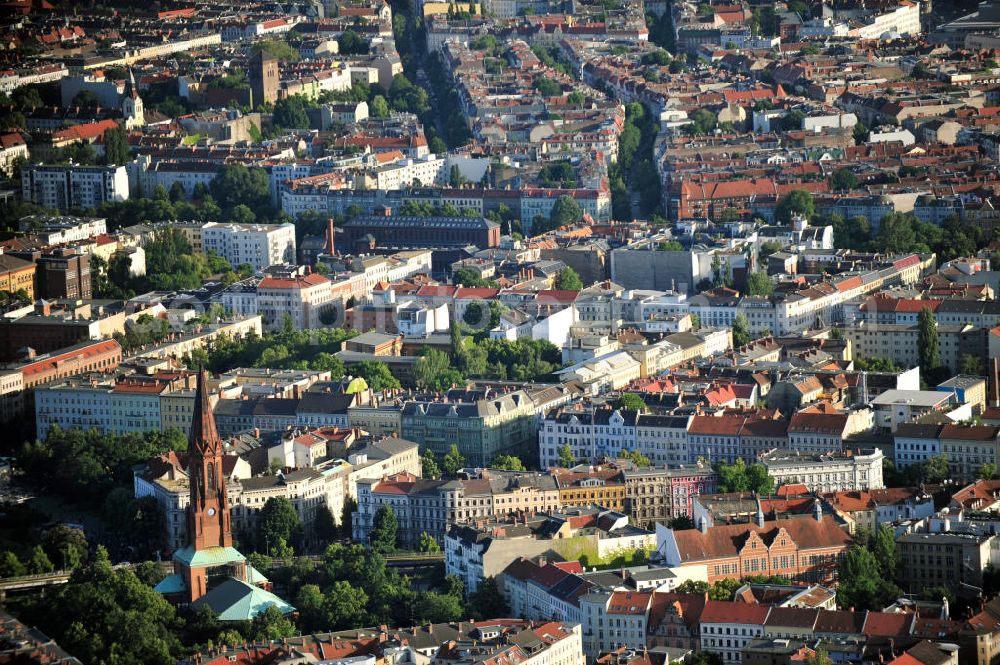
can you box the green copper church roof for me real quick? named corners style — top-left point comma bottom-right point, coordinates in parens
top-left (153, 573), bottom-right (186, 595)
top-left (192, 578), bottom-right (296, 621)
top-left (172, 545), bottom-right (246, 568)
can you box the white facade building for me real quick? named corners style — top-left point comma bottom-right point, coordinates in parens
top-left (22, 164), bottom-right (130, 211)
top-left (202, 222), bottom-right (296, 270)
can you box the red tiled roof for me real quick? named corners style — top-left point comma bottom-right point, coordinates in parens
top-left (455, 287), bottom-right (499, 299)
top-left (20, 339), bottom-right (121, 378)
top-left (259, 273), bottom-right (330, 289)
top-left (673, 516), bottom-right (851, 564)
top-left (700, 600), bottom-right (771, 625)
top-left (689, 415), bottom-right (745, 436)
top-left (863, 611), bottom-right (914, 637)
top-left (608, 591), bottom-right (652, 615)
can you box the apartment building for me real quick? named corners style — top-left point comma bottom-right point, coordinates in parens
top-left (700, 601), bottom-right (772, 664)
top-left (35, 372), bottom-right (190, 437)
top-left (897, 531), bottom-right (993, 594)
top-left (761, 448), bottom-right (885, 493)
top-left (657, 507), bottom-right (852, 584)
top-left (0, 254), bottom-right (35, 299)
top-left (256, 268), bottom-right (334, 331)
top-left (938, 424), bottom-right (1000, 482)
top-left (446, 507), bottom-right (654, 594)
top-left (201, 222), bottom-right (296, 270)
top-left (401, 388), bottom-right (537, 467)
top-left (22, 163), bottom-right (129, 211)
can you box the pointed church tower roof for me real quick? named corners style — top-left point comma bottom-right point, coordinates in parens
top-left (127, 68), bottom-right (139, 98)
top-left (190, 369), bottom-right (221, 453)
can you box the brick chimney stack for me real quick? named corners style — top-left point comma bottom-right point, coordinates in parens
top-left (326, 218), bottom-right (335, 256)
top-left (991, 357), bottom-right (1000, 408)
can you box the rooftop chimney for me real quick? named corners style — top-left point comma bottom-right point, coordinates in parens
top-left (326, 218), bottom-right (336, 256)
top-left (990, 357), bottom-right (1000, 408)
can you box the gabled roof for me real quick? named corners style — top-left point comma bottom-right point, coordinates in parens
top-left (673, 516), bottom-right (851, 564)
top-left (700, 600), bottom-right (771, 625)
top-left (192, 577), bottom-right (295, 621)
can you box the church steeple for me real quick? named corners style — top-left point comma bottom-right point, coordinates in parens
top-left (122, 68), bottom-right (144, 129)
top-left (186, 369), bottom-right (231, 554)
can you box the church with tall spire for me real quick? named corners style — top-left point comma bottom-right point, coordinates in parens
top-left (121, 69), bottom-right (144, 129)
top-left (155, 370), bottom-right (294, 620)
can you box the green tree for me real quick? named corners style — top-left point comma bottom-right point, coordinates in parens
top-left (558, 443), bottom-right (576, 468)
top-left (414, 347), bottom-right (464, 391)
top-left (102, 126), bottom-right (131, 166)
top-left (324, 579), bottom-right (369, 628)
top-left (26, 545), bottom-right (54, 574)
top-left (853, 122), bottom-right (869, 143)
top-left (870, 524), bottom-right (898, 578)
top-left (248, 604), bottom-right (296, 640)
top-left (210, 163), bottom-right (271, 213)
top-left (747, 463), bottom-right (775, 495)
top-left (44, 525), bottom-right (88, 571)
top-left (732, 313), bottom-right (752, 347)
top-left (0, 551), bottom-right (25, 577)
top-left (412, 590), bottom-right (464, 623)
top-left (371, 504), bottom-right (398, 554)
top-left (370, 95), bottom-right (390, 118)
top-left (922, 454), bottom-right (950, 483)
top-left (745, 271), bottom-right (774, 297)
top-left (534, 76), bottom-right (562, 97)
top-left (295, 583), bottom-right (326, 632)
top-left (463, 301), bottom-right (486, 326)
top-left (917, 306), bottom-right (940, 383)
top-left (960, 354), bottom-right (984, 376)
top-left (615, 393), bottom-right (647, 412)
top-left (273, 95), bottom-right (311, 129)
top-left (467, 576), bottom-right (509, 619)
top-left (253, 38), bottom-right (301, 62)
top-left (541, 195), bottom-right (584, 233)
top-left (919, 585), bottom-right (956, 606)
top-left (717, 458), bottom-right (750, 493)
top-left (340, 497), bottom-right (357, 539)
top-left (339, 29), bottom-right (369, 54)
top-left (803, 649), bottom-right (833, 665)
top-left (775, 189), bottom-right (815, 224)
top-left (555, 267), bottom-right (584, 290)
top-left (442, 444), bottom-right (465, 476)
top-left (980, 463), bottom-right (998, 480)
top-left (676, 580), bottom-right (710, 594)
top-left (688, 108), bottom-right (717, 135)
top-left (258, 497), bottom-right (300, 554)
top-left (876, 213), bottom-right (918, 254)
top-left (837, 544), bottom-right (900, 610)
top-left (19, 548), bottom-right (182, 665)
top-left (418, 531), bottom-right (441, 553)
top-left (618, 449), bottom-right (652, 467)
top-left (314, 504), bottom-right (338, 545)
top-left (709, 577), bottom-right (742, 600)
top-left (855, 357), bottom-right (899, 372)
top-left (421, 449), bottom-right (442, 479)
top-left (829, 168), bottom-right (858, 192)
top-left (353, 360), bottom-right (402, 392)
top-left (491, 454), bottom-right (526, 471)
top-left (668, 515), bottom-right (695, 530)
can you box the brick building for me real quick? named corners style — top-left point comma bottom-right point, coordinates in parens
top-left (657, 504), bottom-right (852, 584)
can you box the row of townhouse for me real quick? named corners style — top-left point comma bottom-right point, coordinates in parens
top-left (717, 256), bottom-right (933, 336)
top-left (574, 588), bottom-right (962, 662)
top-left (215, 252), bottom-right (432, 331)
top-left (845, 297), bottom-right (1000, 329)
top-left (538, 406), bottom-right (878, 482)
top-left (446, 506), bottom-right (656, 594)
top-left (894, 422), bottom-right (1000, 482)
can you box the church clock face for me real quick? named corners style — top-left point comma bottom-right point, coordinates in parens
top-left (207, 508), bottom-right (216, 517)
